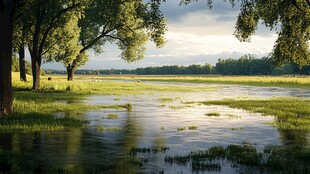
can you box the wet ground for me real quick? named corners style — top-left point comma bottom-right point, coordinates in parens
top-left (1, 82), bottom-right (310, 173)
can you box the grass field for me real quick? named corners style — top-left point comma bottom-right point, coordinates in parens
top-left (6, 73), bottom-right (310, 131)
top-left (64, 74), bottom-right (310, 89)
top-left (7, 73), bottom-right (216, 131)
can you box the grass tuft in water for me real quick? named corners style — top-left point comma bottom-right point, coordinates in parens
top-left (226, 114), bottom-right (241, 119)
top-left (96, 126), bottom-right (123, 131)
top-left (107, 113), bottom-right (119, 119)
top-left (203, 97), bottom-right (310, 130)
top-left (158, 97), bottom-right (174, 103)
top-left (205, 112), bottom-right (220, 117)
top-left (165, 144), bottom-right (310, 173)
top-left (177, 127), bottom-right (186, 131)
top-left (169, 105), bottom-right (193, 109)
top-left (231, 127), bottom-right (244, 131)
top-left (188, 125), bottom-right (198, 130)
top-left (130, 146), bottom-right (169, 156)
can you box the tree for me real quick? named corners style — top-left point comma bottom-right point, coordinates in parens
top-left (0, 0), bottom-right (16, 115)
top-left (63, 0), bottom-right (166, 80)
top-left (13, 12), bottom-right (31, 81)
top-left (25, 0), bottom-right (86, 90)
top-left (234, 0), bottom-right (310, 67)
top-left (44, 11), bottom-right (86, 81)
top-left (180, 0), bottom-right (310, 67)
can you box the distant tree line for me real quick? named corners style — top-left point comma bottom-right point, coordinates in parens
top-left (44, 69), bottom-right (137, 75)
top-left (215, 56), bottom-right (310, 75)
top-left (136, 56), bottom-right (310, 75)
top-left (136, 64), bottom-right (214, 75)
top-left (45, 56), bottom-right (310, 76)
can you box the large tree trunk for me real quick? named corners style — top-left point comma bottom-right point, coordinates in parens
top-left (66, 61), bottom-right (77, 81)
top-left (66, 66), bottom-right (75, 81)
top-left (0, 0), bottom-right (14, 116)
top-left (18, 45), bottom-right (27, 81)
top-left (31, 57), bottom-right (41, 90)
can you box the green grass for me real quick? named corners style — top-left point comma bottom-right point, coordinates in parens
top-left (203, 97), bottom-right (310, 130)
top-left (158, 97), bottom-right (174, 103)
top-left (165, 144), bottom-right (310, 173)
top-left (4, 98), bottom-right (131, 132)
top-left (88, 74), bottom-right (310, 89)
top-left (12, 73), bottom-right (216, 95)
top-left (205, 112), bottom-right (220, 117)
top-left (188, 125), bottom-right (198, 130)
top-left (130, 146), bottom-right (169, 155)
top-left (169, 105), bottom-right (193, 109)
top-left (177, 127), bottom-right (186, 131)
top-left (96, 126), bottom-right (123, 131)
top-left (226, 114), bottom-right (241, 119)
top-left (231, 127), bottom-right (244, 131)
top-left (2, 73), bottom-right (136, 131)
top-left (107, 113), bottom-right (119, 119)
top-left (0, 114), bottom-right (88, 132)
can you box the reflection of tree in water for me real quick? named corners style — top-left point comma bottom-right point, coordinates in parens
top-left (0, 128), bottom-right (84, 173)
top-left (115, 111), bottom-right (145, 173)
top-left (278, 129), bottom-right (310, 146)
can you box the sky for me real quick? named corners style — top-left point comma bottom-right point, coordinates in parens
top-left (42, 0), bottom-right (278, 70)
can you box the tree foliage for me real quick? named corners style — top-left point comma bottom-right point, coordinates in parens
top-left (21, 0), bottom-right (88, 89)
top-left (62, 0), bottom-right (167, 80)
top-left (180, 0), bottom-right (310, 67)
top-left (235, 0), bottom-right (310, 67)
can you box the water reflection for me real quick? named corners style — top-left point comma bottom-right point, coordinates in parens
top-left (278, 129), bottom-right (310, 146)
top-left (1, 82), bottom-right (310, 173)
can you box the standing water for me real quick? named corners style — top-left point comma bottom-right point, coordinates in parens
top-left (1, 82), bottom-right (310, 173)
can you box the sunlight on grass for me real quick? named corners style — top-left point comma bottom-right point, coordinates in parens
top-left (12, 73), bottom-right (216, 95)
top-left (75, 74), bottom-right (310, 89)
top-left (203, 97), bottom-right (310, 130)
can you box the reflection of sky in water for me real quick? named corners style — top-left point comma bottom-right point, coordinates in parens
top-left (1, 81), bottom-right (310, 173)
top-left (80, 81), bottom-right (310, 173)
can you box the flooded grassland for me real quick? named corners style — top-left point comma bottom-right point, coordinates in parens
top-left (1, 74), bottom-right (310, 173)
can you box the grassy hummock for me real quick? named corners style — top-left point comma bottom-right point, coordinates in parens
top-left (202, 97), bottom-right (310, 130)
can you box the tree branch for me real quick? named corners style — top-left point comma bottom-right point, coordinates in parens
top-left (42, 40), bottom-right (59, 55)
top-left (291, 0), bottom-right (303, 12)
top-left (106, 35), bottom-right (127, 46)
top-left (79, 24), bottom-right (122, 53)
top-left (39, 2), bottom-right (81, 57)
